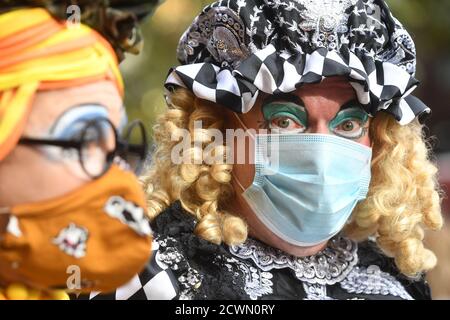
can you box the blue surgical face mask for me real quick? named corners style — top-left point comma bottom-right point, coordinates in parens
top-left (234, 132), bottom-right (372, 247)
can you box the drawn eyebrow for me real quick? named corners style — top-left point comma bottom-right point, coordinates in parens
top-left (339, 99), bottom-right (364, 111)
top-left (263, 93), bottom-right (304, 106)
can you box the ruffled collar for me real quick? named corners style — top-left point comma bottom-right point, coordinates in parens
top-left (230, 236), bottom-right (358, 286)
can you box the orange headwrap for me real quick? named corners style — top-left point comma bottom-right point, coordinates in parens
top-left (0, 8), bottom-right (124, 161)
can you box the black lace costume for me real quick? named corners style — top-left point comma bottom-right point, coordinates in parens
top-left (83, 202), bottom-right (431, 300)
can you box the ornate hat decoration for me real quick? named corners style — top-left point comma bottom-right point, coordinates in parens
top-left (166, 0), bottom-right (429, 125)
top-left (0, 0), bottom-right (163, 60)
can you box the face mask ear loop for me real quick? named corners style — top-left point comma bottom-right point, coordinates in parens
top-left (232, 112), bottom-right (257, 139)
top-left (230, 112), bottom-right (254, 194)
top-left (232, 112), bottom-right (248, 130)
top-left (231, 170), bottom-right (247, 193)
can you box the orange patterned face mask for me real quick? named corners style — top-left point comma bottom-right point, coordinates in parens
top-left (0, 165), bottom-right (152, 293)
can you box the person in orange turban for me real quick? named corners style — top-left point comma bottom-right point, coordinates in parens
top-left (0, 2), bottom-right (160, 300)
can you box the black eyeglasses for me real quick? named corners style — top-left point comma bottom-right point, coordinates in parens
top-left (19, 118), bottom-right (148, 179)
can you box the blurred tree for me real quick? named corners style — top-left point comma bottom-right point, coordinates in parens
top-left (387, 1), bottom-right (450, 154)
top-left (387, 0), bottom-right (450, 56)
top-left (120, 0), bottom-right (211, 135)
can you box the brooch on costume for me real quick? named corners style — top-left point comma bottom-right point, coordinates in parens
top-left (53, 223), bottom-right (89, 259)
top-left (178, 6), bottom-right (251, 68)
top-left (295, 0), bottom-right (358, 50)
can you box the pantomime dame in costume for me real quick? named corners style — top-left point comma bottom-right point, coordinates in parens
top-left (123, 0), bottom-right (442, 300)
top-left (0, 1), bottom-right (161, 300)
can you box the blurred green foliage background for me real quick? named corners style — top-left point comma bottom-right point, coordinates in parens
top-left (120, 0), bottom-right (212, 132)
top-left (120, 0), bottom-right (450, 298)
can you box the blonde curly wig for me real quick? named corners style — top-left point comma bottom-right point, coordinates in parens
top-left (141, 88), bottom-right (443, 277)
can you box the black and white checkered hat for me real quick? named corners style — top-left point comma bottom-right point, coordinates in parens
top-left (165, 0), bottom-right (430, 125)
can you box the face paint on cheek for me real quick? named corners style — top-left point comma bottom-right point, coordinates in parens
top-left (29, 105), bottom-right (112, 180)
top-left (50, 104), bottom-right (109, 139)
top-left (37, 105), bottom-right (109, 163)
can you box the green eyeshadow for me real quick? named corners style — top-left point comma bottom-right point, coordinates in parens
top-left (329, 107), bottom-right (369, 130)
top-left (262, 102), bottom-right (308, 127)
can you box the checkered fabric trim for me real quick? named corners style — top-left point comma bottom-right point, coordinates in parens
top-left (81, 241), bottom-right (179, 300)
top-left (166, 44), bottom-right (429, 125)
